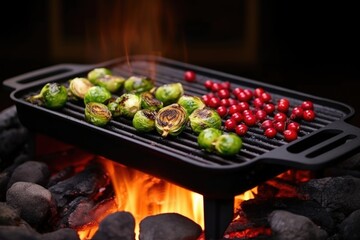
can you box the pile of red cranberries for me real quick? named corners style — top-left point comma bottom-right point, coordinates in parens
top-left (201, 79), bottom-right (316, 142)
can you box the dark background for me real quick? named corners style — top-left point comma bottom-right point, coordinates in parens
top-left (1, 1), bottom-right (359, 126)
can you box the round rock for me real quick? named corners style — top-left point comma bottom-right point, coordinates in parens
top-left (7, 161), bottom-right (50, 188)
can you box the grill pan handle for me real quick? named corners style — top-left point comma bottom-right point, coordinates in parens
top-left (262, 121), bottom-right (360, 169)
top-left (2, 63), bottom-right (94, 91)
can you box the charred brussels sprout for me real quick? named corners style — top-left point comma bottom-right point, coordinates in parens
top-left (107, 99), bottom-right (121, 117)
top-left (27, 83), bottom-right (68, 109)
top-left (155, 103), bottom-right (188, 137)
top-left (140, 92), bottom-right (163, 111)
top-left (68, 77), bottom-right (94, 100)
top-left (132, 109), bottom-right (156, 132)
top-left (154, 83), bottom-right (184, 106)
top-left (197, 128), bottom-right (223, 153)
top-left (116, 93), bottom-right (141, 118)
top-left (188, 107), bottom-right (222, 134)
top-left (96, 75), bottom-right (125, 93)
top-left (87, 68), bottom-right (112, 84)
top-left (177, 95), bottom-right (205, 115)
top-left (214, 133), bottom-right (242, 156)
top-left (84, 86), bottom-right (112, 104)
top-left (124, 76), bottom-right (154, 94)
top-left (85, 102), bottom-right (112, 126)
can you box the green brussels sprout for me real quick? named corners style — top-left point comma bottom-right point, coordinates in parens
top-left (177, 95), bottom-right (205, 115)
top-left (155, 103), bottom-right (188, 137)
top-left (214, 133), bottom-right (242, 156)
top-left (68, 77), bottom-right (94, 99)
top-left (84, 102), bottom-right (112, 126)
top-left (116, 93), bottom-right (141, 118)
top-left (83, 86), bottom-right (112, 104)
top-left (154, 83), bottom-right (184, 106)
top-left (197, 128), bottom-right (223, 153)
top-left (140, 92), bottom-right (163, 111)
top-left (87, 68), bottom-right (112, 84)
top-left (27, 83), bottom-right (68, 109)
top-left (107, 99), bottom-right (121, 117)
top-left (96, 75), bottom-right (125, 93)
top-left (132, 109), bottom-right (156, 132)
top-left (188, 107), bottom-right (222, 134)
top-left (124, 76), bottom-right (154, 94)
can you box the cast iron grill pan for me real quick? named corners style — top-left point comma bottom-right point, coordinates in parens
top-left (4, 55), bottom-right (360, 198)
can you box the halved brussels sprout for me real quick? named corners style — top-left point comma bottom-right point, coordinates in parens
top-left (177, 95), bottom-right (205, 115)
top-left (140, 92), bottom-right (163, 111)
top-left (188, 107), bottom-right (222, 134)
top-left (155, 103), bottom-right (188, 137)
top-left (154, 83), bottom-right (184, 106)
top-left (96, 75), bottom-right (125, 93)
top-left (68, 77), bottom-right (94, 99)
top-left (116, 93), bottom-right (141, 119)
top-left (83, 86), bottom-right (112, 104)
top-left (87, 68), bottom-right (112, 84)
top-left (132, 109), bottom-right (156, 132)
top-left (124, 76), bottom-right (154, 94)
top-left (85, 102), bottom-right (112, 126)
top-left (27, 83), bottom-right (68, 109)
top-left (197, 128), bottom-right (223, 153)
top-left (214, 133), bottom-right (242, 156)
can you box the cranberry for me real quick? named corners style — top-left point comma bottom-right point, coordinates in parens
top-left (264, 127), bottom-right (277, 138)
top-left (220, 98), bottom-right (230, 107)
top-left (238, 102), bottom-right (250, 112)
top-left (243, 89), bottom-right (253, 99)
top-left (274, 112), bottom-right (287, 122)
top-left (231, 112), bottom-right (243, 123)
top-left (217, 89), bottom-right (230, 99)
top-left (232, 87), bottom-right (244, 96)
top-left (225, 119), bottom-right (237, 131)
top-left (291, 106), bottom-right (304, 119)
top-left (283, 129), bottom-right (298, 142)
top-left (235, 124), bottom-right (248, 136)
top-left (208, 97), bottom-right (221, 108)
top-left (301, 100), bottom-right (314, 110)
top-left (273, 121), bottom-right (286, 133)
top-left (221, 81), bottom-right (231, 90)
top-left (211, 82), bottom-right (222, 92)
top-left (287, 122), bottom-right (300, 132)
top-left (206, 92), bottom-right (216, 98)
top-left (228, 105), bottom-right (241, 115)
top-left (184, 70), bottom-right (196, 82)
top-left (277, 98), bottom-right (290, 112)
top-left (255, 109), bottom-right (267, 122)
top-left (236, 91), bottom-right (250, 102)
top-left (244, 114), bottom-right (257, 126)
top-left (228, 98), bottom-right (238, 106)
top-left (261, 119), bottom-right (273, 130)
top-left (260, 92), bottom-right (272, 103)
top-left (202, 95), bottom-right (210, 105)
top-left (303, 109), bottom-right (316, 121)
top-left (254, 88), bottom-right (265, 98)
top-left (253, 98), bottom-right (264, 109)
top-left (263, 103), bottom-right (275, 114)
top-left (204, 80), bottom-right (213, 90)
top-left (216, 106), bottom-right (228, 118)
top-left (242, 109), bottom-right (253, 116)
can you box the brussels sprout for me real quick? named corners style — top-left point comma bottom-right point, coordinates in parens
top-left (107, 99), bottom-right (121, 117)
top-left (154, 83), bottom-right (184, 106)
top-left (214, 133), bottom-right (242, 156)
top-left (96, 75), bottom-right (125, 93)
top-left (140, 92), bottom-right (163, 111)
top-left (85, 102), bottom-right (112, 126)
top-left (27, 83), bottom-right (68, 109)
top-left (87, 68), bottom-right (112, 84)
top-left (116, 93), bottom-right (141, 118)
top-left (177, 95), bottom-right (205, 115)
top-left (188, 107), bottom-right (222, 134)
top-left (197, 128), bottom-right (223, 153)
top-left (155, 103), bottom-right (188, 137)
top-left (84, 86), bottom-right (112, 104)
top-left (132, 109), bottom-right (156, 132)
top-left (124, 76), bottom-right (154, 94)
top-left (68, 77), bottom-right (94, 99)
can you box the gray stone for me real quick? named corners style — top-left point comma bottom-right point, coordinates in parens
top-left (39, 228), bottom-right (80, 240)
top-left (139, 213), bottom-right (202, 240)
top-left (0, 202), bottom-right (22, 226)
top-left (6, 182), bottom-right (57, 229)
top-left (0, 127), bottom-right (29, 160)
top-left (0, 225), bottom-right (39, 240)
top-left (338, 209), bottom-right (360, 240)
top-left (269, 210), bottom-right (328, 240)
top-left (0, 105), bottom-right (21, 131)
top-left (7, 161), bottom-right (50, 188)
top-left (92, 211), bottom-right (136, 240)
